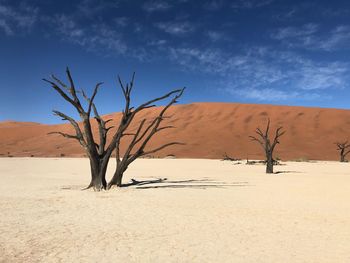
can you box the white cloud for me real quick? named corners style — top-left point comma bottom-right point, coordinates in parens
top-left (0, 2), bottom-right (38, 35)
top-left (228, 88), bottom-right (299, 101)
top-left (78, 0), bottom-right (120, 16)
top-left (53, 14), bottom-right (127, 55)
top-left (274, 7), bottom-right (298, 20)
top-left (297, 62), bottom-right (348, 90)
top-left (203, 0), bottom-right (224, 10)
top-left (206, 31), bottom-right (224, 42)
top-left (168, 46), bottom-right (349, 101)
top-left (226, 87), bottom-right (323, 101)
top-left (148, 39), bottom-right (167, 46)
top-left (231, 0), bottom-right (274, 9)
top-left (319, 25), bottom-right (350, 51)
top-left (143, 1), bottom-right (171, 12)
top-left (272, 24), bottom-right (350, 51)
top-left (272, 23), bottom-right (318, 40)
top-left (156, 21), bottom-right (195, 36)
top-left (114, 17), bottom-right (129, 27)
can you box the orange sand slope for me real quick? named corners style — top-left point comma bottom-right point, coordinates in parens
top-left (1, 103), bottom-right (350, 160)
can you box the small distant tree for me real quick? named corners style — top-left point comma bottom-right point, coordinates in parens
top-left (335, 141), bottom-right (350, 162)
top-left (44, 68), bottom-right (184, 191)
top-left (249, 118), bottom-right (285, 173)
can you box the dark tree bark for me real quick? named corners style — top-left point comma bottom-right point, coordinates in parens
top-left (44, 69), bottom-right (110, 191)
top-left (44, 68), bottom-right (184, 191)
top-left (249, 118), bottom-right (285, 174)
top-left (335, 141), bottom-right (350, 162)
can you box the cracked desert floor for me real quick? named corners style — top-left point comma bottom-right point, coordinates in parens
top-left (1, 158), bottom-right (350, 262)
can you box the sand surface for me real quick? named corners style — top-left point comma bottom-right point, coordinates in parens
top-left (1, 158), bottom-right (350, 262)
top-left (1, 103), bottom-right (350, 160)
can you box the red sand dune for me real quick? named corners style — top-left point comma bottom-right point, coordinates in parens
top-left (1, 103), bottom-right (350, 160)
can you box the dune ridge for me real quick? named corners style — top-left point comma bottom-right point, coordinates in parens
top-left (1, 102), bottom-right (350, 160)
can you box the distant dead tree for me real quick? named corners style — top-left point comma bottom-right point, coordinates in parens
top-left (335, 141), bottom-right (350, 162)
top-left (221, 152), bottom-right (240, 161)
top-left (44, 68), bottom-right (184, 191)
top-left (249, 119), bottom-right (285, 173)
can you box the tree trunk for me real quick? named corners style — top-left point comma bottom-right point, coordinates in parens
top-left (340, 154), bottom-right (346, 162)
top-left (87, 157), bottom-right (109, 191)
top-left (108, 163), bottom-right (127, 189)
top-left (266, 153), bottom-right (274, 174)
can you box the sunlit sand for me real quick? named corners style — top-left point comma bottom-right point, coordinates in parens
top-left (1, 158), bottom-right (349, 262)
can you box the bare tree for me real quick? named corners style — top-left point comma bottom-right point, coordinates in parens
top-left (221, 152), bottom-right (239, 161)
top-left (335, 141), bottom-right (350, 162)
top-left (44, 68), bottom-right (184, 191)
top-left (249, 118), bottom-right (285, 173)
top-left (107, 76), bottom-right (184, 189)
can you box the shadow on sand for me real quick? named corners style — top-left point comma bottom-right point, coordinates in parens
top-left (121, 178), bottom-right (250, 189)
top-left (61, 178), bottom-right (250, 191)
top-left (274, 171), bottom-right (301, 174)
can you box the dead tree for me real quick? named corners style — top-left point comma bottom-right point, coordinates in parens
top-left (335, 141), bottom-right (350, 162)
top-left (107, 76), bottom-right (184, 189)
top-left (44, 68), bottom-right (184, 191)
top-left (249, 119), bottom-right (285, 173)
top-left (222, 152), bottom-right (239, 161)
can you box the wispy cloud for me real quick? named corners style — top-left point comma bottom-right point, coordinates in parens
top-left (148, 39), bottom-right (167, 46)
top-left (78, 0), bottom-right (120, 16)
top-left (143, 0), bottom-right (172, 12)
top-left (274, 7), bottom-right (298, 20)
top-left (227, 88), bottom-right (304, 101)
top-left (52, 14), bottom-right (127, 55)
top-left (203, 0), bottom-right (224, 10)
top-left (297, 62), bottom-right (348, 90)
top-left (230, 87), bottom-right (326, 101)
top-left (231, 0), bottom-right (274, 9)
top-left (156, 21), bottom-right (195, 36)
top-left (0, 2), bottom-right (38, 35)
top-left (320, 25), bottom-right (350, 51)
top-left (271, 23), bottom-right (318, 40)
top-left (168, 46), bottom-right (349, 101)
top-left (206, 31), bottom-right (224, 42)
top-left (271, 24), bottom-right (350, 51)
top-left (113, 17), bottom-right (129, 27)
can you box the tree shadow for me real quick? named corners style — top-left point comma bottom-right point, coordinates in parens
top-left (61, 178), bottom-right (250, 191)
top-left (122, 178), bottom-right (250, 189)
top-left (274, 171), bottom-right (301, 174)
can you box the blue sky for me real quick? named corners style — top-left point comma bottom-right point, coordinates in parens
top-left (0, 0), bottom-right (350, 123)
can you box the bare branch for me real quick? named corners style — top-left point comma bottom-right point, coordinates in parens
top-left (66, 67), bottom-right (79, 102)
top-left (249, 135), bottom-right (264, 145)
top-left (118, 75), bottom-right (127, 98)
top-left (52, 110), bottom-right (86, 146)
top-left (50, 75), bottom-right (70, 92)
top-left (48, 131), bottom-right (80, 140)
top-left (157, 125), bottom-right (175, 132)
top-left (135, 88), bottom-right (184, 113)
top-left (142, 142), bottom-right (185, 156)
top-left (122, 119), bottom-right (147, 159)
top-left (43, 78), bottom-right (77, 108)
top-left (129, 72), bottom-right (135, 94)
top-left (272, 126), bottom-right (286, 150)
top-left (81, 82), bottom-right (104, 116)
top-left (265, 118), bottom-right (270, 137)
top-left (250, 118), bottom-right (285, 173)
top-left (255, 128), bottom-right (265, 139)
